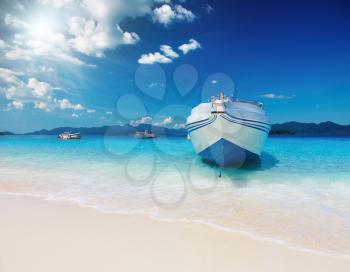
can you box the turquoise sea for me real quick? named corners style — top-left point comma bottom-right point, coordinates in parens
top-left (0, 135), bottom-right (350, 256)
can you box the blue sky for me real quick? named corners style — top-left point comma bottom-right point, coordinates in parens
top-left (0, 0), bottom-right (350, 133)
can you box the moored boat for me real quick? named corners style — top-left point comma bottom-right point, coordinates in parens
top-left (186, 92), bottom-right (270, 167)
top-left (134, 130), bottom-right (157, 139)
top-left (58, 132), bottom-right (81, 140)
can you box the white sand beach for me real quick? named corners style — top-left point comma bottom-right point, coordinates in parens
top-left (0, 195), bottom-right (349, 272)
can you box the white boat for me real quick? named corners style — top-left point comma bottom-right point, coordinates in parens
top-left (58, 132), bottom-right (81, 140)
top-left (186, 92), bottom-right (270, 167)
top-left (134, 130), bottom-right (157, 139)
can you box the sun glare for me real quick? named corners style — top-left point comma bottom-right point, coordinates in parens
top-left (28, 16), bottom-right (58, 40)
top-left (30, 23), bottom-right (51, 38)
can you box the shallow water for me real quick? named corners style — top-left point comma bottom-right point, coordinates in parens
top-left (0, 135), bottom-right (350, 256)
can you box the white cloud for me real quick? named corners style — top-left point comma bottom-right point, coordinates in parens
top-left (211, 79), bottom-right (218, 84)
top-left (162, 116), bottom-right (173, 125)
top-left (53, 50), bottom-right (93, 66)
top-left (66, 16), bottom-right (109, 57)
top-left (3, 31), bottom-right (92, 66)
top-left (152, 4), bottom-right (195, 26)
top-left (178, 38), bottom-right (201, 54)
top-left (1, 83), bottom-right (28, 101)
top-left (138, 52), bottom-right (172, 64)
top-left (72, 113), bottom-right (79, 118)
top-left (204, 4), bottom-right (214, 14)
top-left (27, 77), bottom-right (52, 98)
top-left (122, 31), bottom-right (140, 45)
top-left (63, 1), bottom-right (147, 56)
top-left (2, 0), bottom-right (151, 66)
top-left (66, 16), bottom-right (138, 57)
top-left (38, 66), bottom-right (55, 73)
top-left (138, 43), bottom-right (181, 65)
top-left (140, 116), bottom-right (153, 123)
top-left (138, 39), bottom-right (201, 65)
top-left (57, 98), bottom-right (84, 110)
top-left (130, 116), bottom-right (153, 126)
top-left (34, 101), bottom-right (51, 111)
top-left (5, 47), bottom-right (31, 60)
top-left (4, 14), bottom-right (28, 29)
top-left (0, 69), bottom-right (28, 103)
top-left (8, 100), bottom-right (24, 110)
top-left (0, 67), bottom-right (24, 84)
top-left (160, 45), bottom-right (179, 58)
top-left (37, 0), bottom-right (74, 8)
top-left (174, 5), bottom-right (195, 21)
top-left (152, 4), bottom-right (175, 25)
top-left (117, 25), bottom-right (140, 45)
top-left (260, 93), bottom-right (296, 99)
top-left (106, 111), bottom-right (113, 115)
top-left (3, 1), bottom-right (197, 69)
top-left (0, 39), bottom-right (8, 49)
top-left (154, 116), bottom-right (173, 127)
top-left (4, 77), bottom-right (56, 111)
top-left (0, 67), bottom-right (86, 112)
top-left (173, 123), bottom-right (185, 129)
top-left (87, 108), bottom-right (96, 113)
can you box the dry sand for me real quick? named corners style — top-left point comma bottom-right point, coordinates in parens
top-left (0, 195), bottom-right (349, 272)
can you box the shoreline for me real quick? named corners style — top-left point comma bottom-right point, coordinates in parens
top-left (1, 194), bottom-right (349, 272)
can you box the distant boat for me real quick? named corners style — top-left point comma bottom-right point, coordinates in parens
top-left (134, 130), bottom-right (157, 139)
top-left (186, 92), bottom-right (270, 167)
top-left (58, 132), bottom-right (81, 140)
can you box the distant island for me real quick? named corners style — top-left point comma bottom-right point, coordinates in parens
top-left (1, 121), bottom-right (350, 137)
top-left (27, 123), bottom-right (186, 137)
top-left (270, 121), bottom-right (350, 136)
top-left (0, 131), bottom-right (14, 136)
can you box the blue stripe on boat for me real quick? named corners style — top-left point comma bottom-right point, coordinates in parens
top-left (186, 117), bottom-right (210, 128)
top-left (221, 114), bottom-right (270, 133)
top-left (186, 115), bottom-right (218, 129)
top-left (187, 115), bottom-right (217, 133)
top-left (221, 115), bottom-right (270, 134)
top-left (186, 118), bottom-right (212, 130)
top-left (188, 114), bottom-right (269, 134)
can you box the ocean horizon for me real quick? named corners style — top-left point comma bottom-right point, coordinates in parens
top-left (2, 120), bottom-right (350, 137)
top-left (1, 135), bottom-right (349, 257)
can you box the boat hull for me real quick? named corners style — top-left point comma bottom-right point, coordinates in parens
top-left (198, 138), bottom-right (259, 167)
top-left (187, 113), bottom-right (270, 167)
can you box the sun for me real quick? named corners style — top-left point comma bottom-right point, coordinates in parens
top-left (28, 16), bottom-right (58, 40)
top-left (30, 23), bottom-right (51, 38)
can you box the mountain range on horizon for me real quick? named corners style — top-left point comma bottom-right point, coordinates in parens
top-left (1, 121), bottom-right (350, 137)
